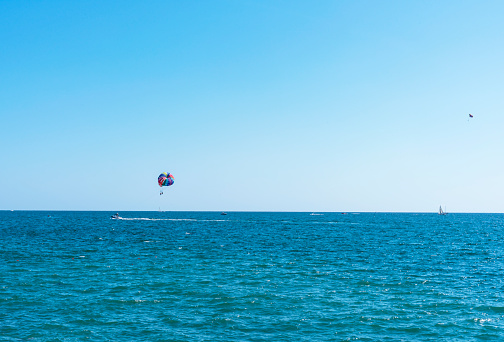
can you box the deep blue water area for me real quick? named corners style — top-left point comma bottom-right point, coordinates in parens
top-left (1, 211), bottom-right (504, 341)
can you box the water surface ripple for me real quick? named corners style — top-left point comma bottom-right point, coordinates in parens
top-left (1, 211), bottom-right (504, 341)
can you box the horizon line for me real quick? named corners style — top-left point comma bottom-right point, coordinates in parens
top-left (1, 210), bottom-right (503, 214)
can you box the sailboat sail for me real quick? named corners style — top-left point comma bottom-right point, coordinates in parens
top-left (438, 206), bottom-right (447, 215)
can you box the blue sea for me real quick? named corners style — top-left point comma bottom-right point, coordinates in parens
top-left (1, 211), bottom-right (504, 341)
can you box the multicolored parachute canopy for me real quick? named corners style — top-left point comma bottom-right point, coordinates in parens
top-left (158, 172), bottom-right (174, 187)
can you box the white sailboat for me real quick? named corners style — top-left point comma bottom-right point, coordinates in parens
top-left (438, 206), bottom-right (447, 215)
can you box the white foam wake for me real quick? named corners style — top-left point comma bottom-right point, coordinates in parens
top-left (113, 217), bottom-right (228, 222)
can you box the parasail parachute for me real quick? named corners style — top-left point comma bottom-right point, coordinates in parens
top-left (158, 172), bottom-right (174, 195)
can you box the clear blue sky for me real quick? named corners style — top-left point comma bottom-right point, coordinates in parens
top-left (1, 0), bottom-right (503, 212)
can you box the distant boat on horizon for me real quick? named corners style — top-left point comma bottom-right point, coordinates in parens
top-left (438, 206), bottom-right (447, 215)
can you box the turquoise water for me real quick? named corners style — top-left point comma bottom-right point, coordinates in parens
top-left (1, 211), bottom-right (504, 341)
